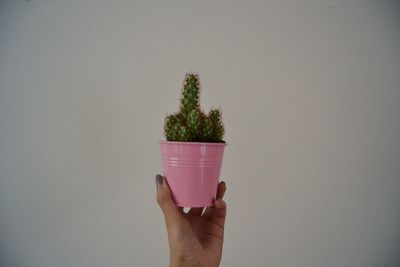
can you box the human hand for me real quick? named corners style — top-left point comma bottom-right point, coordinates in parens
top-left (155, 174), bottom-right (227, 267)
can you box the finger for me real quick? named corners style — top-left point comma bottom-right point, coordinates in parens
top-left (188, 207), bottom-right (204, 216)
top-left (216, 181), bottom-right (226, 199)
top-left (203, 181), bottom-right (227, 218)
top-left (155, 174), bottom-right (182, 226)
top-left (210, 198), bottom-right (227, 227)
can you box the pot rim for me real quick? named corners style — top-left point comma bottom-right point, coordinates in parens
top-left (159, 140), bottom-right (227, 146)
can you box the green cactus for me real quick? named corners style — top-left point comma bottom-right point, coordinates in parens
top-left (200, 114), bottom-right (213, 142)
top-left (178, 125), bottom-right (191, 141)
top-left (163, 72), bottom-right (225, 143)
top-left (208, 108), bottom-right (224, 142)
top-left (164, 113), bottom-right (176, 141)
top-left (180, 73), bottom-right (200, 119)
top-left (187, 109), bottom-right (201, 140)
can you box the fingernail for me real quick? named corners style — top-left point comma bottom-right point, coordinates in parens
top-left (155, 174), bottom-right (163, 188)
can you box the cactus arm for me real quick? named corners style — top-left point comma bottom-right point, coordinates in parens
top-left (180, 73), bottom-right (200, 119)
top-left (209, 108), bottom-right (225, 142)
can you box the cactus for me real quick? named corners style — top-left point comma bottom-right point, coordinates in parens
top-left (187, 109), bottom-right (201, 140)
top-left (180, 73), bottom-right (200, 119)
top-left (208, 108), bottom-right (224, 142)
top-left (163, 72), bottom-right (225, 143)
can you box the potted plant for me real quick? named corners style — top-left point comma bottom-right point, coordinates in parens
top-left (159, 72), bottom-right (227, 208)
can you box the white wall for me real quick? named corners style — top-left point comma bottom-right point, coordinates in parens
top-left (1, 0), bottom-right (399, 266)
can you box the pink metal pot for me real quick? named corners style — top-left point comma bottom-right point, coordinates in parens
top-left (159, 141), bottom-right (227, 207)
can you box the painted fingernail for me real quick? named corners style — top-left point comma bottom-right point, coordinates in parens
top-left (155, 174), bottom-right (163, 188)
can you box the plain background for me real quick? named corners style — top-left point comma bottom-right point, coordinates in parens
top-left (1, 0), bottom-right (399, 266)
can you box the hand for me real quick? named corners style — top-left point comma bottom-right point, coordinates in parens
top-left (155, 174), bottom-right (227, 267)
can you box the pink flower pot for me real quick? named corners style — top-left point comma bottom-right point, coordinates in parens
top-left (159, 141), bottom-right (227, 207)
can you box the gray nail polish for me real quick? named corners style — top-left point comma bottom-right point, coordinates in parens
top-left (155, 174), bottom-right (163, 188)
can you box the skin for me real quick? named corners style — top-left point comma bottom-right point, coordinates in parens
top-left (155, 175), bottom-right (227, 267)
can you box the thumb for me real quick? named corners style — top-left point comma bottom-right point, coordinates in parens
top-left (155, 174), bottom-right (182, 226)
top-left (204, 181), bottom-right (227, 227)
